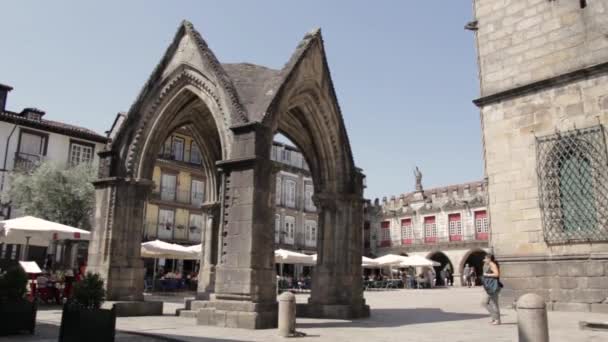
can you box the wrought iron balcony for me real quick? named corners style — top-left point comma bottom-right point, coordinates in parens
top-left (14, 152), bottom-right (43, 172)
top-left (379, 234), bottom-right (489, 251)
top-left (143, 221), bottom-right (202, 243)
top-left (150, 187), bottom-right (204, 207)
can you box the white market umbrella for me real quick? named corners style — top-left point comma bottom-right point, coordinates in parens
top-left (400, 255), bottom-right (440, 267)
top-left (0, 216), bottom-right (90, 260)
top-left (141, 240), bottom-right (199, 260)
top-left (310, 254), bottom-right (379, 268)
top-left (373, 254), bottom-right (410, 266)
top-left (0, 216), bottom-right (90, 244)
top-left (274, 249), bottom-right (315, 265)
top-left (141, 240), bottom-right (199, 291)
top-left (185, 244), bottom-right (202, 258)
top-left (362, 256), bottom-right (380, 268)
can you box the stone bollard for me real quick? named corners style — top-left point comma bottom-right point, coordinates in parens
top-left (278, 291), bottom-right (296, 337)
top-left (516, 293), bottom-right (549, 342)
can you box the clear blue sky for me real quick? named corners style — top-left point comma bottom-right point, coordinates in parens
top-left (1, 1), bottom-right (482, 200)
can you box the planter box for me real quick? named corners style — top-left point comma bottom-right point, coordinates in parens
top-left (59, 304), bottom-right (116, 342)
top-left (0, 300), bottom-right (37, 336)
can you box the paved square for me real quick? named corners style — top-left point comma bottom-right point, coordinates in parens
top-left (8, 287), bottom-right (605, 341)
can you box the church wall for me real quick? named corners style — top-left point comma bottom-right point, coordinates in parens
top-left (474, 0), bottom-right (608, 96)
top-left (474, 0), bottom-right (608, 312)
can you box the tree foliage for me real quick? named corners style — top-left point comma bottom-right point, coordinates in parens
top-left (8, 162), bottom-right (96, 229)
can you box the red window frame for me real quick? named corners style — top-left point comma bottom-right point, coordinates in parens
top-left (380, 221), bottom-right (391, 247)
top-left (448, 213), bottom-right (463, 241)
top-left (475, 210), bottom-right (489, 240)
top-left (401, 218), bottom-right (413, 245)
top-left (424, 216), bottom-right (437, 243)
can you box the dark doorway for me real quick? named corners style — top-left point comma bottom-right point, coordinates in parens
top-left (428, 252), bottom-right (453, 286)
top-left (462, 250), bottom-right (487, 286)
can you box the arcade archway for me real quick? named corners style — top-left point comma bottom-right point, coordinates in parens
top-left (428, 251), bottom-right (454, 286)
top-left (461, 249), bottom-right (487, 286)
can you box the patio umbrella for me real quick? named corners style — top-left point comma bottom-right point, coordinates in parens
top-left (399, 255), bottom-right (440, 267)
top-left (141, 240), bottom-right (199, 260)
top-left (0, 216), bottom-right (90, 260)
top-left (274, 249), bottom-right (315, 265)
top-left (373, 254), bottom-right (410, 266)
top-left (362, 256), bottom-right (380, 268)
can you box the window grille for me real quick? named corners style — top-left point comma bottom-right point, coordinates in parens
top-left (536, 125), bottom-right (608, 244)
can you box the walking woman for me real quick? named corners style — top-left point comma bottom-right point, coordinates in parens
top-left (482, 253), bottom-right (502, 325)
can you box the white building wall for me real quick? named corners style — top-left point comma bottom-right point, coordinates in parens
top-left (0, 120), bottom-right (105, 217)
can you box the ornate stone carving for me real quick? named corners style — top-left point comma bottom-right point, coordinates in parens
top-left (442, 197), bottom-right (467, 211)
top-left (126, 68), bottom-right (228, 177)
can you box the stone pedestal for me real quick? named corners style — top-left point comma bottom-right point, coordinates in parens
top-left (87, 178), bottom-right (152, 301)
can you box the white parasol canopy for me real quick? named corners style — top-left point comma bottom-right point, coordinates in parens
top-left (0, 216), bottom-right (90, 247)
top-left (185, 244), bottom-right (202, 256)
top-left (373, 254), bottom-right (411, 266)
top-left (141, 240), bottom-right (199, 260)
top-left (274, 249), bottom-right (315, 265)
top-left (399, 255), bottom-right (440, 267)
top-left (362, 256), bottom-right (380, 268)
top-left (309, 254), bottom-right (380, 268)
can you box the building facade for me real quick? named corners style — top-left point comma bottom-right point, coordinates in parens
top-left (138, 134), bottom-right (318, 274)
top-left (367, 173), bottom-right (489, 286)
top-left (0, 83), bottom-right (107, 267)
top-left (472, 0), bottom-right (608, 311)
top-left (272, 141), bottom-right (318, 257)
top-left (143, 127), bottom-right (206, 246)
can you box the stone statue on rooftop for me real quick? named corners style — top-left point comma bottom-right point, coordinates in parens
top-left (414, 166), bottom-right (423, 192)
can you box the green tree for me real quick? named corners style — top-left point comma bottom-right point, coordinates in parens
top-left (8, 162), bottom-right (96, 229)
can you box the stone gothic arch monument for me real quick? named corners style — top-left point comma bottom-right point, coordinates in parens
top-left (88, 21), bottom-right (367, 329)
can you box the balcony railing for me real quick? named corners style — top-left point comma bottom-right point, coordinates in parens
top-left (143, 221), bottom-right (202, 243)
top-left (380, 234), bottom-right (489, 248)
top-left (14, 152), bottom-right (43, 171)
top-left (150, 187), bottom-right (204, 207)
top-left (157, 151), bottom-right (202, 166)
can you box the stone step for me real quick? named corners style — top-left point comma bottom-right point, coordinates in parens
top-left (176, 309), bottom-right (198, 318)
top-left (183, 297), bottom-right (196, 310)
top-left (190, 300), bottom-right (212, 311)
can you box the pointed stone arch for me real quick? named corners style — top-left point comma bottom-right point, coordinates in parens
top-left (88, 22), bottom-right (367, 327)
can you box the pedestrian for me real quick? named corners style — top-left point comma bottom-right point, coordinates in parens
top-left (482, 253), bottom-right (502, 325)
top-left (463, 264), bottom-right (471, 287)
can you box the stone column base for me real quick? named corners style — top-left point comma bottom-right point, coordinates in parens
top-left (105, 266), bottom-right (146, 301)
top-left (296, 303), bottom-right (370, 319)
top-left (102, 301), bottom-right (163, 317)
top-left (195, 300), bottom-right (278, 329)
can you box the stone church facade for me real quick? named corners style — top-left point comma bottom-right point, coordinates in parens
top-left (367, 175), bottom-right (489, 286)
top-left (471, 0), bottom-right (608, 312)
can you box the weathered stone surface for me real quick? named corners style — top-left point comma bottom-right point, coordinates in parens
top-left (474, 0), bottom-right (608, 314)
top-left (590, 303), bottom-right (608, 314)
top-left (92, 21), bottom-right (366, 329)
top-left (553, 302), bottom-right (591, 312)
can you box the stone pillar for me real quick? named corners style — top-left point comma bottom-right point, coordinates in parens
top-left (87, 178), bottom-right (152, 301)
top-left (306, 192), bottom-right (369, 319)
top-left (196, 123), bottom-right (277, 329)
top-left (197, 202), bottom-right (220, 300)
